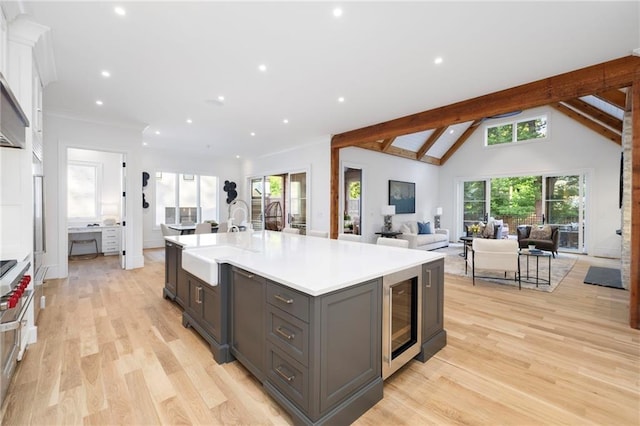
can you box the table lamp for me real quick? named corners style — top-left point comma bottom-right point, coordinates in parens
top-left (381, 205), bottom-right (396, 232)
top-left (435, 207), bottom-right (443, 229)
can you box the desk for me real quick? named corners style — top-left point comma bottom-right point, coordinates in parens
top-left (68, 225), bottom-right (121, 256)
top-left (167, 224), bottom-right (196, 235)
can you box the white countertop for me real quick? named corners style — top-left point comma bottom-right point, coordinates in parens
top-left (166, 231), bottom-right (444, 296)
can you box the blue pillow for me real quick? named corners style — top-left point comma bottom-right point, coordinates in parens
top-left (418, 221), bottom-right (432, 234)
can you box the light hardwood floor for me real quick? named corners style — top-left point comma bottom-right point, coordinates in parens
top-left (1, 250), bottom-right (638, 425)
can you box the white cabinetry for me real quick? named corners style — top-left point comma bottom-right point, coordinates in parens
top-left (101, 226), bottom-right (120, 255)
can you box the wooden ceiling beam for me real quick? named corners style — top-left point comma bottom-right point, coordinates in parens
top-left (439, 120), bottom-right (482, 165)
top-left (416, 127), bottom-right (446, 159)
top-left (594, 88), bottom-right (627, 110)
top-left (331, 55), bottom-right (640, 149)
top-left (563, 98), bottom-right (623, 132)
top-left (380, 137), bottom-right (395, 151)
top-left (551, 102), bottom-right (621, 144)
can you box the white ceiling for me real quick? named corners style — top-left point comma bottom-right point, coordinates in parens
top-left (9, 1), bottom-right (640, 159)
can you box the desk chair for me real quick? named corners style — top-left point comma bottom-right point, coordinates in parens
top-left (376, 237), bottom-right (409, 248)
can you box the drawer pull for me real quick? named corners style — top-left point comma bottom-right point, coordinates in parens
top-left (275, 366), bottom-right (295, 382)
top-left (196, 287), bottom-right (202, 304)
top-left (235, 270), bottom-right (254, 279)
top-left (275, 326), bottom-right (295, 340)
top-left (274, 294), bottom-right (293, 304)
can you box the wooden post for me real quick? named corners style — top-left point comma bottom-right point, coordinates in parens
top-left (630, 77), bottom-right (640, 329)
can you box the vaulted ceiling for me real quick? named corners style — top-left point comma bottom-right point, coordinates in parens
top-left (331, 57), bottom-right (634, 165)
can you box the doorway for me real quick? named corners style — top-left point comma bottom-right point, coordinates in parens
top-left (64, 147), bottom-right (126, 272)
top-left (343, 167), bottom-right (362, 235)
top-left (250, 171), bottom-right (308, 233)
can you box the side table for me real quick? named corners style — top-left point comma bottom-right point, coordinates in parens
top-left (375, 231), bottom-right (402, 238)
top-left (519, 249), bottom-right (551, 287)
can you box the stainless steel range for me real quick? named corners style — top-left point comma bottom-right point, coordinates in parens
top-left (0, 260), bottom-right (32, 406)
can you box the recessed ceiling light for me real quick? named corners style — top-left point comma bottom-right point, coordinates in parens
top-left (217, 95), bottom-right (225, 102)
top-left (235, 155), bottom-right (240, 159)
top-left (154, 130), bottom-right (160, 135)
top-left (95, 100), bottom-right (103, 106)
top-left (142, 142), bottom-right (148, 146)
top-left (283, 119), bottom-right (289, 124)
top-left (186, 119), bottom-right (193, 124)
top-left (250, 132), bottom-right (256, 136)
top-left (434, 57), bottom-right (443, 65)
top-left (449, 129), bottom-right (455, 134)
top-left (338, 97), bottom-right (345, 103)
top-left (114, 6), bottom-right (126, 16)
top-left (101, 70), bottom-right (111, 78)
top-left (258, 64), bottom-right (267, 72)
top-left (333, 8), bottom-right (343, 17)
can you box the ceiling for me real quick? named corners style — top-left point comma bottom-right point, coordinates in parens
top-left (6, 1), bottom-right (639, 159)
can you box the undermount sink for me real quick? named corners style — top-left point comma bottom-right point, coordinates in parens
top-left (181, 246), bottom-right (246, 285)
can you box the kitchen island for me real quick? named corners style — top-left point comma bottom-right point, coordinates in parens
top-left (164, 230), bottom-right (446, 425)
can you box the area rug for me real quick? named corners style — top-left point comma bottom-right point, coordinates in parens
top-left (583, 266), bottom-right (623, 289)
top-left (438, 244), bottom-right (577, 292)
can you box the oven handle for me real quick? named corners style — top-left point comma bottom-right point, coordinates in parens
top-left (387, 286), bottom-right (393, 366)
top-left (0, 290), bottom-right (32, 333)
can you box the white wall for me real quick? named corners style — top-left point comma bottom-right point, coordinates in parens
top-left (438, 106), bottom-right (621, 258)
top-left (242, 138), bottom-right (331, 233)
top-left (43, 114), bottom-right (145, 278)
top-left (141, 148), bottom-right (243, 248)
top-left (340, 147), bottom-right (440, 243)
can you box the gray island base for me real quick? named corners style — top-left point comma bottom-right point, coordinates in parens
top-left (163, 231), bottom-right (446, 425)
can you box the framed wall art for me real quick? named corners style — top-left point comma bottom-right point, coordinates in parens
top-left (388, 180), bottom-right (415, 214)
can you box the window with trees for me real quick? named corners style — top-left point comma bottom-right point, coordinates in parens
top-left (155, 172), bottom-right (218, 226)
top-left (485, 115), bottom-right (548, 146)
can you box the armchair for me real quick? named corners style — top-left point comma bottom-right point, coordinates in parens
top-left (517, 225), bottom-right (559, 257)
top-left (465, 238), bottom-right (521, 289)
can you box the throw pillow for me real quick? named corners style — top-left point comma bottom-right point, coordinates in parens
top-left (482, 221), bottom-right (494, 238)
top-left (408, 221), bottom-right (419, 234)
top-left (529, 225), bottom-right (552, 240)
top-left (399, 223), bottom-right (411, 234)
top-left (418, 221), bottom-right (432, 234)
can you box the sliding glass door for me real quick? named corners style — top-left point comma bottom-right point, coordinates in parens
top-left (249, 171), bottom-right (308, 233)
top-left (545, 174), bottom-right (585, 252)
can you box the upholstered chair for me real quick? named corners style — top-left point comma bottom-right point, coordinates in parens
top-left (466, 238), bottom-right (521, 289)
top-left (376, 237), bottom-right (409, 248)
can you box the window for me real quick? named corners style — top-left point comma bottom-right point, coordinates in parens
top-left (486, 115), bottom-right (547, 146)
top-left (154, 172), bottom-right (218, 226)
top-left (68, 161), bottom-right (101, 219)
top-left (463, 180), bottom-right (486, 228)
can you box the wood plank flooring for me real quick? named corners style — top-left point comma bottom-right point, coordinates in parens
top-left (1, 250), bottom-right (638, 425)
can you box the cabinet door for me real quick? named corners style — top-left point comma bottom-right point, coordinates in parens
top-left (422, 258), bottom-right (444, 341)
top-left (175, 248), bottom-right (189, 308)
top-left (199, 284), bottom-right (220, 341)
top-left (230, 267), bottom-right (265, 380)
top-left (165, 242), bottom-right (177, 295)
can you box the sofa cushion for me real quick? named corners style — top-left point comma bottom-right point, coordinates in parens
top-left (530, 225), bottom-right (552, 240)
top-left (399, 223), bottom-right (411, 234)
top-left (415, 232), bottom-right (448, 246)
top-left (418, 221), bottom-right (432, 234)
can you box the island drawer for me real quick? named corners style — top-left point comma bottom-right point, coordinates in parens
top-left (266, 281), bottom-right (309, 322)
top-left (266, 305), bottom-right (309, 366)
top-left (266, 343), bottom-right (309, 413)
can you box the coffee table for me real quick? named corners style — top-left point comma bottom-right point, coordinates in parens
top-left (519, 249), bottom-right (551, 287)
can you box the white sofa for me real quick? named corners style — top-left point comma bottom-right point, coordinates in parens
top-left (397, 221), bottom-right (450, 250)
